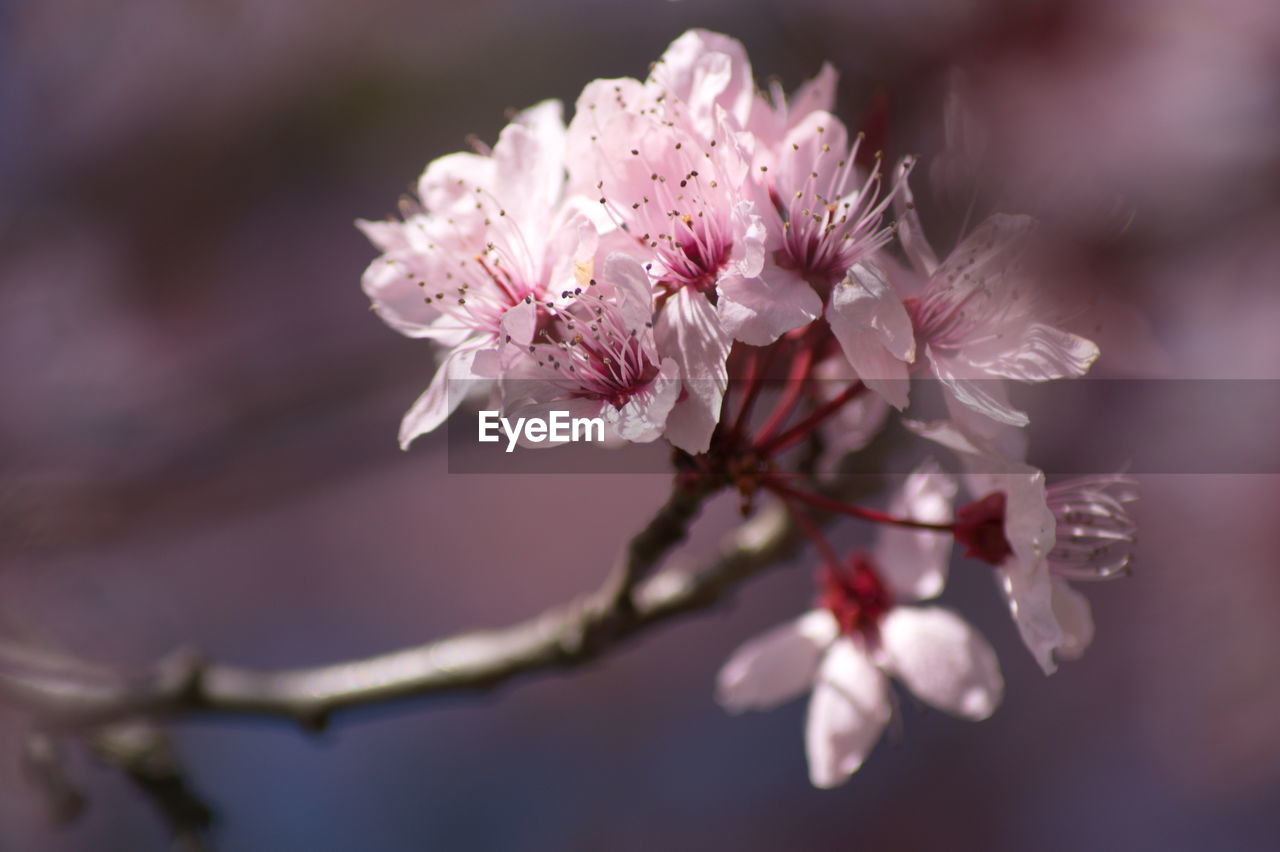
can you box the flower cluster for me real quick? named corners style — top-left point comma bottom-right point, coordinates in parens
top-left (359, 29), bottom-right (1138, 789)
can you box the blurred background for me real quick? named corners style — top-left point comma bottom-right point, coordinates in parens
top-left (3, 0), bottom-right (1280, 849)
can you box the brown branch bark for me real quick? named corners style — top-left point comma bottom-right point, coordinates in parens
top-left (0, 477), bottom-right (811, 732)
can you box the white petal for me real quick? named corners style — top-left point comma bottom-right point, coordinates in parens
top-left (356, 218), bottom-right (408, 253)
top-left (827, 262), bottom-right (915, 410)
top-left (716, 611), bottom-right (838, 713)
top-left (650, 29), bottom-right (754, 134)
top-left (999, 563), bottom-right (1062, 675)
top-left (997, 470), bottom-right (1062, 673)
top-left (875, 459), bottom-right (957, 602)
top-left (778, 112), bottom-right (850, 203)
top-left (359, 250), bottom-right (443, 338)
top-left (493, 101), bottom-right (567, 236)
top-left (1050, 578), bottom-right (1095, 661)
top-left (398, 340), bottom-right (485, 448)
top-left (928, 347), bottom-right (1029, 427)
top-left (601, 252), bottom-right (657, 331)
top-left (787, 63), bottom-right (838, 126)
top-left (612, 358), bottom-right (681, 443)
top-left (979, 323), bottom-right (1100, 382)
top-left (892, 159), bottom-right (938, 277)
top-left (805, 639), bottom-right (890, 788)
top-left (417, 151), bottom-right (495, 221)
top-left (656, 288), bottom-right (731, 454)
top-left (564, 77), bottom-right (647, 197)
top-left (879, 606), bottom-right (1003, 720)
top-left (932, 214), bottom-right (1036, 295)
top-left (716, 265), bottom-right (821, 346)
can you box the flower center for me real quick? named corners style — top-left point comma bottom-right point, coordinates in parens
top-left (953, 492), bottom-right (1013, 565)
top-left (819, 553), bottom-right (892, 638)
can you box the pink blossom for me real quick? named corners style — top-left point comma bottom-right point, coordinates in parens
top-left (911, 418), bottom-right (1137, 673)
top-left (762, 114), bottom-right (902, 326)
top-left (495, 253), bottom-right (680, 444)
top-left (898, 177), bottom-right (1100, 425)
top-left (565, 47), bottom-right (769, 452)
top-left (717, 465), bottom-right (1002, 788)
top-left (358, 101), bottom-right (596, 448)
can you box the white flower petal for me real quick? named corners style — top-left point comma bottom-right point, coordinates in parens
top-left (398, 340), bottom-right (485, 448)
top-left (876, 460), bottom-right (957, 602)
top-left (999, 562), bottom-right (1062, 675)
top-left (416, 151), bottom-right (495, 222)
top-left (650, 29), bottom-right (754, 135)
top-left (928, 347), bottom-right (1029, 427)
top-left (1050, 578), bottom-right (1095, 661)
top-left (805, 639), bottom-right (890, 788)
top-left (786, 62), bottom-right (838, 127)
top-left (716, 265), bottom-right (821, 346)
top-left (602, 252), bottom-right (657, 331)
top-left (932, 214), bottom-right (1036, 294)
top-left (716, 611), bottom-right (838, 713)
top-left (979, 323), bottom-right (1100, 382)
top-left (879, 606), bottom-right (1003, 720)
top-left (656, 288), bottom-right (731, 454)
top-left (493, 100), bottom-right (567, 236)
top-left (612, 358), bottom-right (681, 443)
top-left (998, 470), bottom-right (1062, 674)
top-left (828, 262), bottom-right (914, 410)
top-left (891, 159), bottom-right (938, 277)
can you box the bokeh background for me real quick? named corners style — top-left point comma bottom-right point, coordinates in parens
top-left (3, 0), bottom-right (1280, 849)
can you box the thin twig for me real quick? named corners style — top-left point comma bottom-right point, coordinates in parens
top-left (90, 723), bottom-right (214, 851)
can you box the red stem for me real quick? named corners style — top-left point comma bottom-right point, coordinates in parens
top-left (753, 344), bottom-right (815, 446)
top-left (764, 477), bottom-right (956, 532)
top-left (776, 492), bottom-right (842, 568)
top-left (755, 381), bottom-right (867, 456)
top-left (730, 346), bottom-right (766, 439)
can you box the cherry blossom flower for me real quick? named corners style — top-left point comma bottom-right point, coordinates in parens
top-left (840, 168), bottom-right (1099, 424)
top-left (911, 418), bottom-right (1138, 673)
top-left (495, 253), bottom-right (680, 444)
top-left (565, 58), bottom-right (768, 452)
top-left (717, 465), bottom-right (1002, 788)
top-left (358, 101), bottom-right (597, 448)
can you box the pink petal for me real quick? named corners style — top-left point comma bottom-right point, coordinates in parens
top-left (805, 639), bottom-right (890, 788)
top-left (716, 611), bottom-right (838, 713)
top-left (827, 262), bottom-right (914, 410)
top-left (787, 63), bottom-right (838, 127)
top-left (978, 323), bottom-right (1100, 382)
top-left (601, 252), bottom-right (657, 332)
top-left (416, 151), bottom-right (495, 223)
top-left (716, 263), bottom-right (821, 346)
top-left (876, 459), bottom-right (957, 602)
top-left (998, 471), bottom-right (1064, 674)
top-left (493, 100), bottom-right (567, 236)
top-left (879, 606), bottom-right (1003, 720)
top-left (398, 339), bottom-right (486, 448)
top-left (612, 358), bottom-right (682, 443)
top-left (359, 249), bottom-right (442, 338)
top-left (778, 111), bottom-right (850, 201)
top-left (928, 347), bottom-right (1030, 427)
top-left (1050, 578), bottom-right (1095, 661)
top-left (656, 288), bottom-right (731, 454)
top-left (891, 159), bottom-right (939, 277)
top-left (650, 29), bottom-right (754, 134)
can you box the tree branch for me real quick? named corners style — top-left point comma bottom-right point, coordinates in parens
top-left (90, 722), bottom-right (214, 851)
top-left (1, 477), bottom-right (794, 731)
